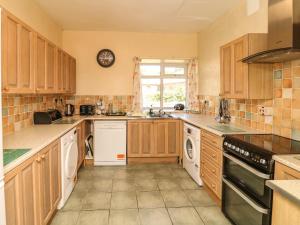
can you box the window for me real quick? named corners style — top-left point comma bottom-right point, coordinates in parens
top-left (140, 59), bottom-right (187, 109)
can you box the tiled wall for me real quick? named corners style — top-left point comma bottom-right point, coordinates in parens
top-left (199, 59), bottom-right (300, 141)
top-left (66, 95), bottom-right (133, 115)
top-left (2, 94), bottom-right (133, 135)
top-left (2, 94), bottom-right (69, 135)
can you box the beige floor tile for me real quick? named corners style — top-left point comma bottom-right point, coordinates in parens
top-left (171, 168), bottom-right (190, 178)
top-left (196, 206), bottom-right (231, 225)
top-left (109, 209), bottom-right (140, 225)
top-left (82, 191), bottom-right (111, 210)
top-left (51, 211), bottom-right (79, 225)
top-left (184, 189), bottom-right (216, 206)
top-left (139, 208), bottom-right (172, 225)
top-left (134, 179), bottom-right (158, 191)
top-left (111, 191), bottom-right (137, 209)
top-left (177, 177), bottom-right (200, 190)
top-left (134, 170), bottom-right (155, 179)
top-left (113, 179), bottom-right (136, 192)
top-left (90, 179), bottom-right (113, 192)
top-left (157, 179), bottom-right (181, 190)
top-left (168, 207), bottom-right (204, 225)
top-left (161, 190), bottom-right (192, 207)
top-left (137, 191), bottom-right (165, 208)
top-left (153, 168), bottom-right (173, 178)
top-left (62, 192), bottom-right (84, 211)
top-left (114, 169), bottom-right (136, 179)
top-left (76, 210), bottom-right (109, 225)
top-left (92, 168), bottom-right (115, 178)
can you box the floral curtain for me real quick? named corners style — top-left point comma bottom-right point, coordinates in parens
top-left (131, 57), bottom-right (143, 113)
top-left (187, 58), bottom-right (199, 111)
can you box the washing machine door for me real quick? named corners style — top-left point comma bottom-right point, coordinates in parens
top-left (65, 140), bottom-right (78, 179)
top-left (184, 136), bottom-right (196, 162)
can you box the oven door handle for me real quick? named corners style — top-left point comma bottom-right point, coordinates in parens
top-left (223, 153), bottom-right (271, 179)
top-left (223, 178), bottom-right (270, 215)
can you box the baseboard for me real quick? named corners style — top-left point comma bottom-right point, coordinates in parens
top-left (128, 157), bottom-right (179, 164)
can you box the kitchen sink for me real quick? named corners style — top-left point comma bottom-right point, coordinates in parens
top-left (148, 114), bottom-right (173, 119)
top-left (208, 125), bottom-right (245, 133)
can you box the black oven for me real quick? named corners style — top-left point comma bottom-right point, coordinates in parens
top-left (222, 152), bottom-right (272, 225)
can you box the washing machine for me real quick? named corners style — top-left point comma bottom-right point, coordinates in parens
top-left (183, 123), bottom-right (203, 186)
top-left (58, 128), bottom-right (78, 209)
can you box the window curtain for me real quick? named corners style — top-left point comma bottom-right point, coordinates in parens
top-left (187, 58), bottom-right (199, 111)
top-left (131, 57), bottom-right (143, 113)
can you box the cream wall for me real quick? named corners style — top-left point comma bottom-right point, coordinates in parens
top-left (63, 31), bottom-right (197, 95)
top-left (0, 0), bottom-right (62, 46)
top-left (198, 0), bottom-right (268, 96)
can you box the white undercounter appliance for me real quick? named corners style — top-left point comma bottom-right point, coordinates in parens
top-left (94, 121), bottom-right (127, 165)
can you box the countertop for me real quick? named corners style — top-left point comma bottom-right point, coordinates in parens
top-left (266, 180), bottom-right (300, 205)
top-left (273, 154), bottom-right (300, 172)
top-left (3, 113), bottom-right (264, 174)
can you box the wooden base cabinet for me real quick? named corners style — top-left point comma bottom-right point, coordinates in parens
top-left (77, 121), bottom-right (86, 169)
top-left (200, 130), bottom-right (223, 200)
top-left (220, 33), bottom-right (273, 99)
top-left (127, 120), bottom-right (180, 159)
top-left (272, 162), bottom-right (300, 225)
top-left (4, 140), bottom-right (61, 225)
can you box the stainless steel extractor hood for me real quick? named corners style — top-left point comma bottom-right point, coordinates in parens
top-left (243, 0), bottom-right (300, 63)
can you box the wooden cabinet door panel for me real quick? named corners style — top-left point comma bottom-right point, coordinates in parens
top-left (155, 122), bottom-right (167, 155)
top-left (220, 44), bottom-right (232, 97)
top-left (2, 12), bottom-right (18, 91)
top-left (56, 49), bottom-right (64, 92)
top-left (46, 42), bottom-right (56, 92)
top-left (140, 122), bottom-right (154, 156)
top-left (63, 52), bottom-right (70, 93)
top-left (232, 37), bottom-right (248, 98)
top-left (50, 140), bottom-right (61, 208)
top-left (128, 122), bottom-right (141, 156)
top-left (69, 57), bottom-right (76, 94)
top-left (39, 147), bottom-right (52, 224)
top-left (20, 158), bottom-right (39, 225)
top-left (167, 121), bottom-right (180, 155)
top-left (5, 175), bottom-right (22, 225)
top-left (36, 35), bottom-right (46, 92)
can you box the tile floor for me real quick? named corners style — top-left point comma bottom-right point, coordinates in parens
top-left (51, 164), bottom-right (231, 225)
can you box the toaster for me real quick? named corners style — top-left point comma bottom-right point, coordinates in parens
top-left (80, 105), bottom-right (95, 115)
top-left (34, 110), bottom-right (62, 124)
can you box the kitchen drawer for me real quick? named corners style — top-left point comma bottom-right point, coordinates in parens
top-left (201, 142), bottom-right (222, 166)
top-left (202, 130), bottom-right (223, 150)
top-left (201, 151), bottom-right (221, 179)
top-left (201, 165), bottom-right (221, 198)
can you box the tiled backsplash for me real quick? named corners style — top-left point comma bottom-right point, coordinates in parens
top-left (66, 95), bottom-right (133, 115)
top-left (2, 94), bottom-right (69, 135)
top-left (2, 94), bottom-right (133, 135)
top-left (199, 59), bottom-right (300, 140)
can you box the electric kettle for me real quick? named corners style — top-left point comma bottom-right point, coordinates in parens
top-left (65, 104), bottom-right (75, 116)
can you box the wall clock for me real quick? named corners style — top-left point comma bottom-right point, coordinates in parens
top-left (96, 49), bottom-right (115, 68)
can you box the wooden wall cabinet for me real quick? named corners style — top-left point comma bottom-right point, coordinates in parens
top-left (2, 9), bottom-right (76, 94)
top-left (220, 34), bottom-right (273, 99)
top-left (2, 10), bottom-right (35, 93)
top-left (200, 130), bottom-right (223, 200)
top-left (4, 139), bottom-right (61, 225)
top-left (272, 162), bottom-right (300, 225)
top-left (127, 119), bottom-right (180, 159)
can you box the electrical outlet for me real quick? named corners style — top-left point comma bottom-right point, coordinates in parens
top-left (258, 106), bottom-right (265, 115)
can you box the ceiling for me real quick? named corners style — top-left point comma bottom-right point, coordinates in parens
top-left (35, 0), bottom-right (240, 32)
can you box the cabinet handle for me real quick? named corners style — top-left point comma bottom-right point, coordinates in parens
top-left (3, 87), bottom-right (9, 91)
top-left (211, 184), bottom-right (216, 188)
top-left (212, 154), bottom-right (216, 158)
top-left (36, 157), bottom-right (41, 163)
top-left (212, 169), bottom-right (216, 173)
top-left (41, 154), bottom-right (46, 159)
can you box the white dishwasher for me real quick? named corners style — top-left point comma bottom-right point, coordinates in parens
top-left (94, 121), bottom-right (127, 165)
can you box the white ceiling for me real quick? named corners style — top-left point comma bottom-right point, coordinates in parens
top-left (35, 0), bottom-right (240, 32)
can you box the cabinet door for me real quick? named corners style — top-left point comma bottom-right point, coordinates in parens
top-left (232, 36), bottom-right (248, 98)
top-left (128, 121), bottom-right (141, 157)
top-left (140, 121), bottom-right (154, 156)
top-left (220, 44), bottom-right (232, 97)
top-left (274, 162), bottom-right (300, 180)
top-left (77, 123), bottom-right (83, 169)
top-left (56, 49), bottom-right (64, 93)
top-left (2, 11), bottom-right (35, 93)
top-left (166, 120), bottom-right (180, 155)
top-left (46, 42), bottom-right (56, 92)
top-left (38, 147), bottom-right (52, 225)
top-left (5, 174), bottom-right (22, 225)
top-left (69, 57), bottom-right (76, 94)
top-left (36, 35), bottom-right (47, 92)
top-left (63, 52), bottom-right (70, 93)
top-left (50, 140), bottom-right (61, 209)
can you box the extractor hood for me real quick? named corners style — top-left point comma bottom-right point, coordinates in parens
top-left (242, 0), bottom-right (300, 63)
